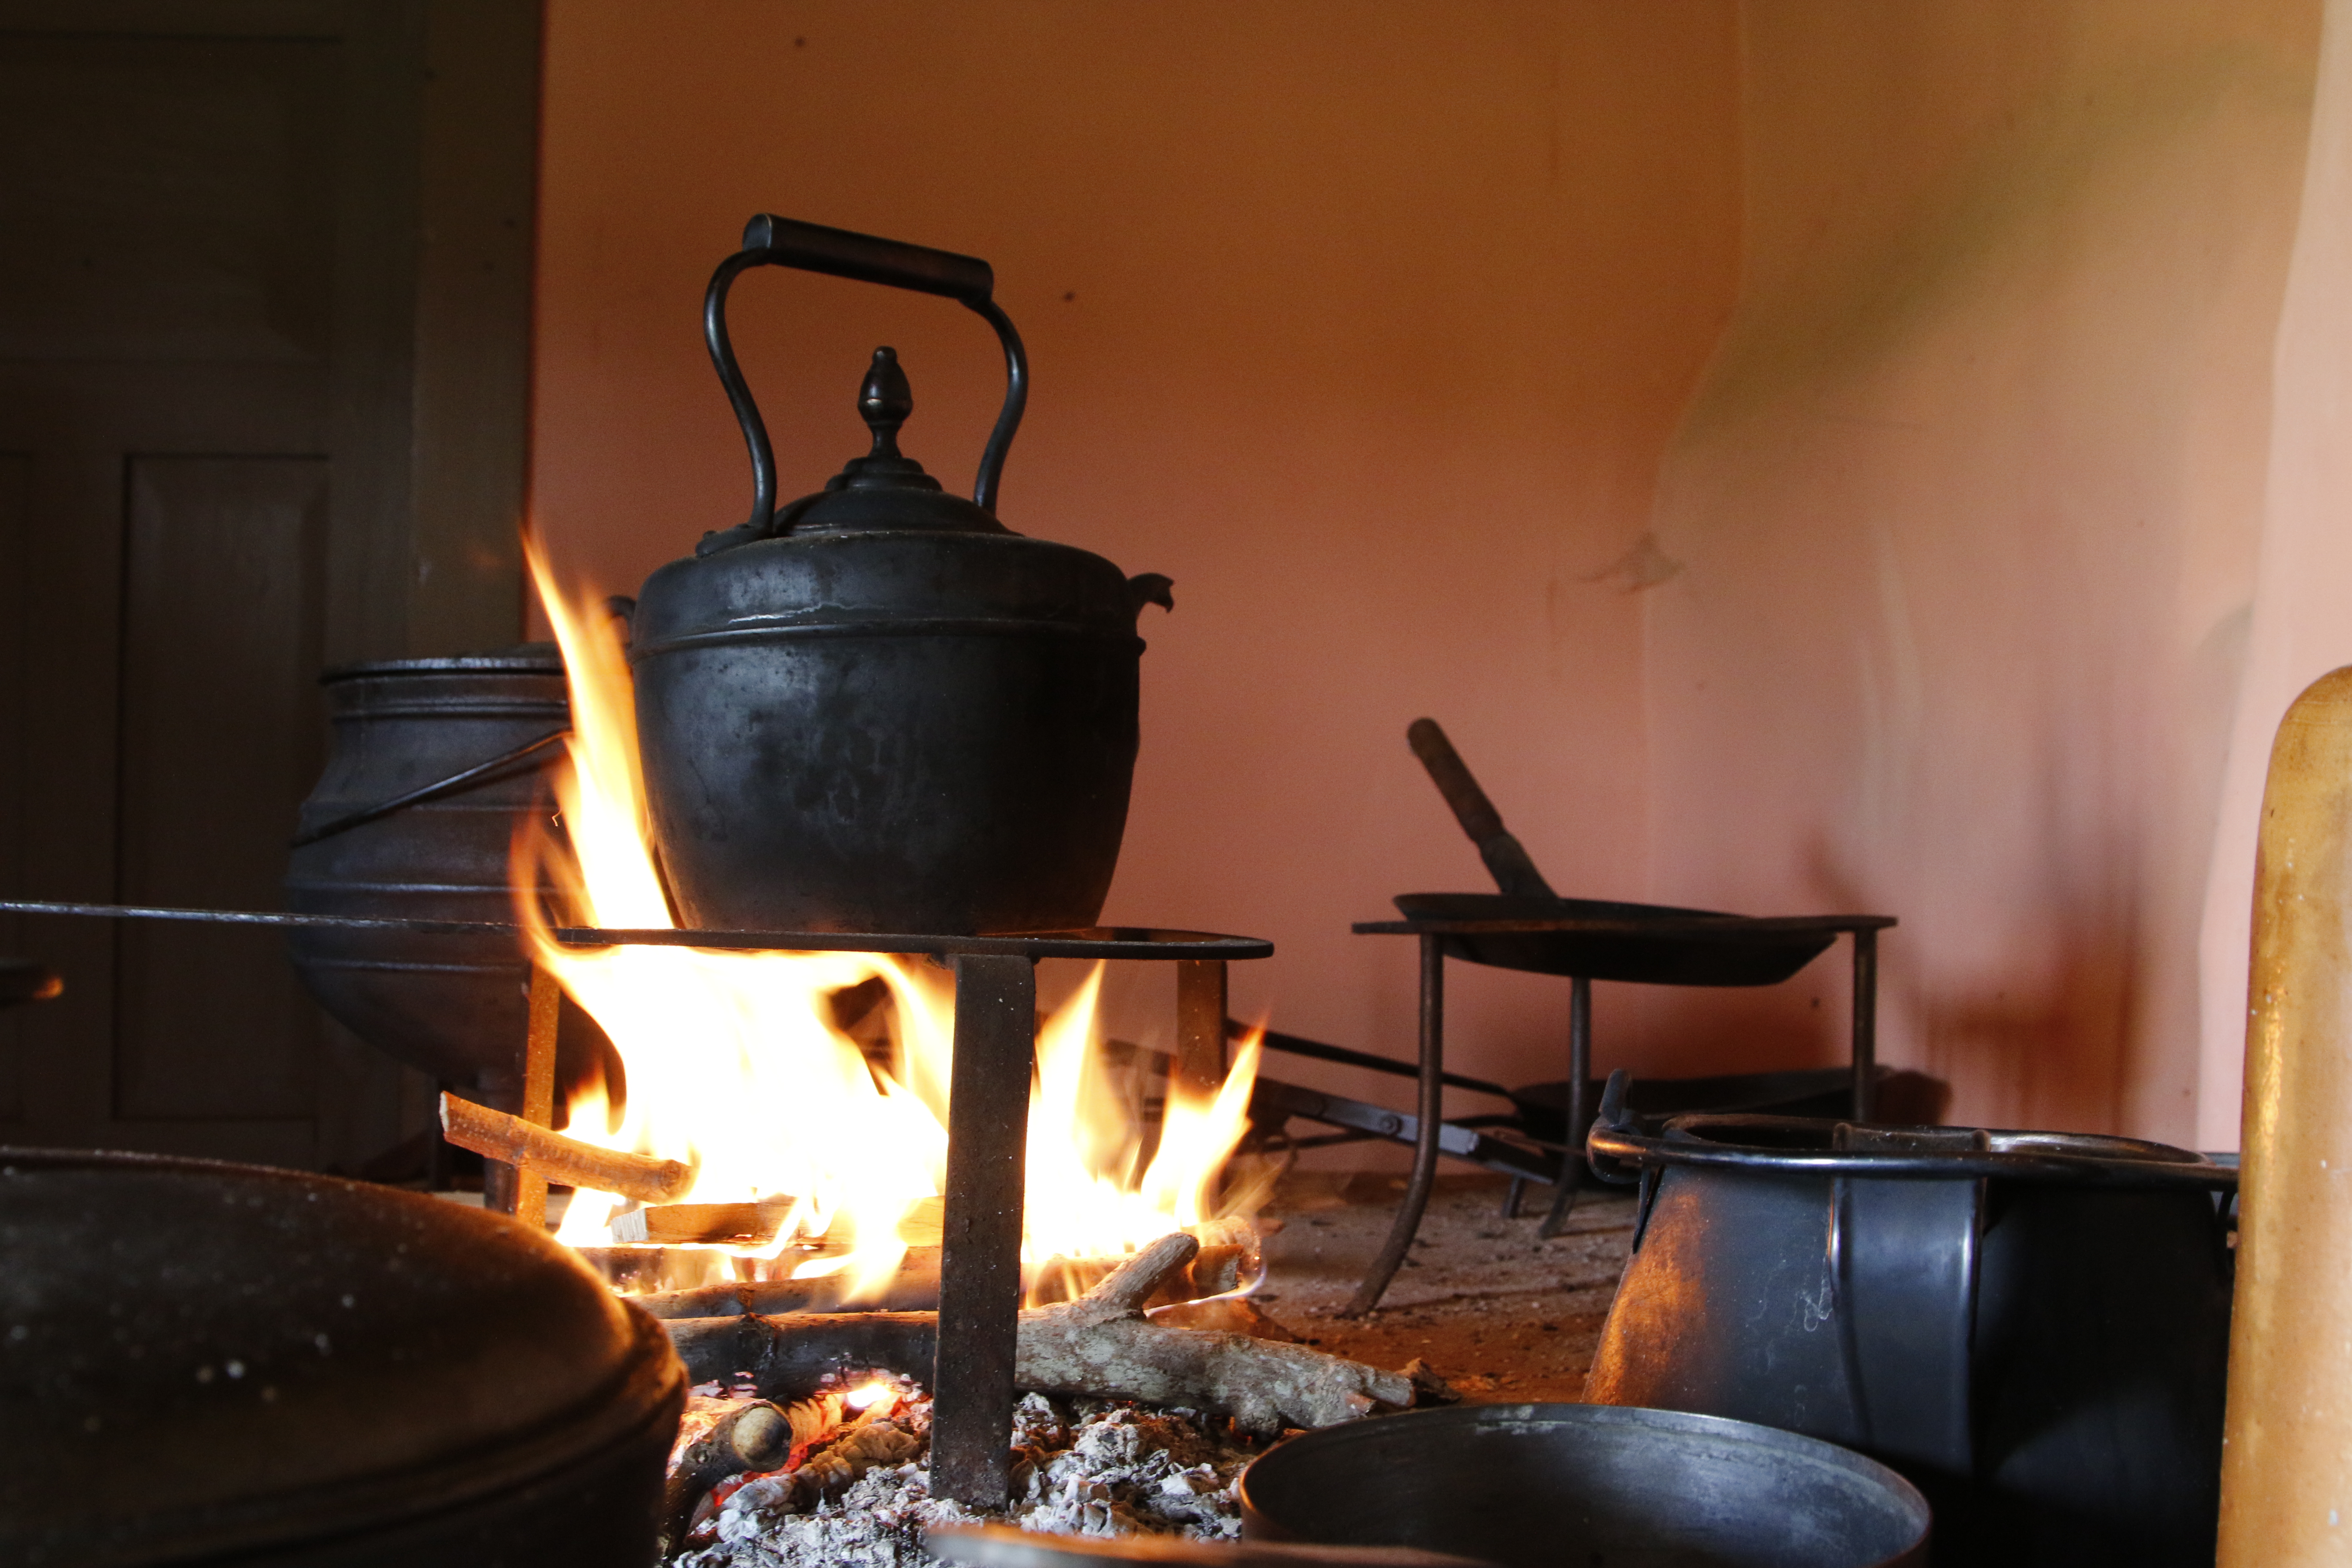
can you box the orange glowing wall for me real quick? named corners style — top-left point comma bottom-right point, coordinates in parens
top-left (529, 1), bottom-right (1742, 1110)
top-left (531, 2), bottom-right (2322, 1145)
top-left (1643, 0), bottom-right (2319, 1143)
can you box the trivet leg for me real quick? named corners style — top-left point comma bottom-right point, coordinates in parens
top-left (931, 954), bottom-right (1037, 1509)
top-left (1851, 928), bottom-right (1878, 1123)
top-left (1174, 958), bottom-right (1228, 1093)
top-left (1538, 975), bottom-right (1591, 1239)
top-left (1346, 934), bottom-right (1444, 1315)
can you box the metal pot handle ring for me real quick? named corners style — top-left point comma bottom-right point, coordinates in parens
top-left (702, 213), bottom-right (1029, 542)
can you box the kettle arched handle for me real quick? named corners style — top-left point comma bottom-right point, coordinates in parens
top-left (704, 214), bottom-right (1029, 542)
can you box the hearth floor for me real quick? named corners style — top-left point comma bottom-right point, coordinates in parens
top-left (1251, 1172), bottom-right (1637, 1405)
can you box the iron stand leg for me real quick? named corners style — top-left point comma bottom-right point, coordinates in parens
top-left (1851, 928), bottom-right (1878, 1123)
top-left (1501, 1176), bottom-right (1525, 1219)
top-left (1538, 975), bottom-right (1591, 1238)
top-left (1346, 934), bottom-right (1445, 1315)
top-left (931, 954), bottom-right (1037, 1509)
top-left (1174, 959), bottom-right (1228, 1094)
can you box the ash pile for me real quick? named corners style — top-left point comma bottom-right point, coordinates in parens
top-left (672, 1376), bottom-right (1265, 1568)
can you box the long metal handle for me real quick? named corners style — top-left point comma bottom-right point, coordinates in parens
top-left (287, 729), bottom-right (568, 848)
top-left (1405, 718), bottom-right (1556, 898)
top-left (703, 214), bottom-right (1029, 547)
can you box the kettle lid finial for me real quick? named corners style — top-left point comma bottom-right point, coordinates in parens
top-left (818, 346), bottom-right (942, 498)
top-left (859, 347), bottom-right (913, 460)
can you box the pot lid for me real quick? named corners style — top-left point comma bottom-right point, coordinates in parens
top-left (321, 643), bottom-right (564, 683)
top-left (707, 347), bottom-right (1008, 551)
top-left (0, 1148), bottom-right (680, 1564)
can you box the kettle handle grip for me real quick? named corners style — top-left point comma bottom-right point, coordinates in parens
top-left (704, 214), bottom-right (1029, 539)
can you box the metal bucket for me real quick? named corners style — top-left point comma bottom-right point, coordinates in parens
top-left (1584, 1103), bottom-right (2236, 1567)
top-left (1240, 1403), bottom-right (1929, 1568)
top-left (282, 649), bottom-right (612, 1112)
top-left (0, 1147), bottom-right (683, 1565)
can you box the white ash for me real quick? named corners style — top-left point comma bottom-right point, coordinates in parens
top-left (676, 1388), bottom-right (1263, 1568)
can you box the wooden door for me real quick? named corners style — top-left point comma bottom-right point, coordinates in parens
top-left (0, 0), bottom-right (540, 1170)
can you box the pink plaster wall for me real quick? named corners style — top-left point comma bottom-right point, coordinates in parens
top-left (1642, 0), bottom-right (2319, 1141)
top-left (528, 3), bottom-right (1742, 1111)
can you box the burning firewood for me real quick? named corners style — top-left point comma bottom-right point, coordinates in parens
top-left (610, 1196), bottom-right (799, 1246)
top-left (660, 1399), bottom-right (795, 1552)
top-left (659, 1384), bottom-right (920, 1556)
top-left (663, 1232), bottom-right (1411, 1436)
top-left (437, 1091), bottom-right (695, 1206)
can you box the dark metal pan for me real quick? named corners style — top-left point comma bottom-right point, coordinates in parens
top-left (1242, 1404), bottom-right (1927, 1568)
top-left (1391, 891), bottom-right (1837, 985)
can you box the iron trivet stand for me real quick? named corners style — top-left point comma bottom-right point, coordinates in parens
top-left (0, 898), bottom-right (1269, 1510)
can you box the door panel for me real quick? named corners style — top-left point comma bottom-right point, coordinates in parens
top-left (0, 2), bottom-right (539, 1171)
top-left (113, 456), bottom-right (328, 1121)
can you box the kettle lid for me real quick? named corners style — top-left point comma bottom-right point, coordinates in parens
top-left (699, 346), bottom-right (1004, 552)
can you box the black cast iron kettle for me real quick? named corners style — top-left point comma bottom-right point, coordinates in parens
top-left (629, 215), bottom-right (1172, 937)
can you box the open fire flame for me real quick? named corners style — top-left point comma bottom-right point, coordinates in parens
top-left (513, 537), bottom-right (1263, 1301)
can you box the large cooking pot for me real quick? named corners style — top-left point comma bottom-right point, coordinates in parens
top-left (0, 1147), bottom-right (683, 1565)
top-left (283, 649), bottom-right (613, 1114)
top-left (928, 1404), bottom-right (1929, 1568)
top-left (1583, 1083), bottom-right (2236, 1568)
top-left (629, 215), bottom-right (1170, 936)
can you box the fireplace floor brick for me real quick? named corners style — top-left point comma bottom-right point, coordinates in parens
top-left (1252, 1173), bottom-right (1636, 1406)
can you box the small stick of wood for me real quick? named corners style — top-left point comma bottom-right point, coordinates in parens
top-left (511, 964), bottom-right (563, 1226)
top-left (610, 1195), bottom-right (799, 1246)
top-left (438, 1091), bottom-right (695, 1205)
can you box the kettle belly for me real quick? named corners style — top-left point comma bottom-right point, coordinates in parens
top-left (634, 629), bottom-right (1139, 935)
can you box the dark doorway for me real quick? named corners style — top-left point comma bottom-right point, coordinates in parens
top-left (0, 0), bottom-right (540, 1169)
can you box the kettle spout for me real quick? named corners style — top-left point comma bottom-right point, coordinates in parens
top-left (1127, 573), bottom-right (1175, 618)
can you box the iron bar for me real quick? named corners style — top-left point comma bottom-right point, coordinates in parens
top-left (1538, 975), bottom-right (1592, 1239)
top-left (1231, 1017), bottom-right (1513, 1099)
top-left (1173, 959), bottom-right (1227, 1094)
top-left (0, 900), bottom-right (1269, 962)
top-left (931, 954), bottom-right (1037, 1509)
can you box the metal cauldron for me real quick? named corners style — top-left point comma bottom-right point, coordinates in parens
top-left (1583, 1081), bottom-right (2236, 1567)
top-left (284, 649), bottom-right (613, 1115)
top-left (628, 215), bottom-right (1170, 936)
top-left (0, 1147), bottom-right (683, 1565)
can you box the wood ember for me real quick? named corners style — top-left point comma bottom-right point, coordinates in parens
top-left (666, 1234), bottom-right (1410, 1435)
top-left (438, 1091), bottom-right (695, 1205)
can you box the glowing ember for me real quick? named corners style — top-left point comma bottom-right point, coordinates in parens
top-left (515, 536), bottom-right (1262, 1298)
top-left (843, 1380), bottom-right (897, 1415)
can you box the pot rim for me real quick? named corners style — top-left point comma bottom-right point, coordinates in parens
top-left (1590, 1111), bottom-right (2238, 1189)
top-left (1239, 1401), bottom-right (1931, 1568)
